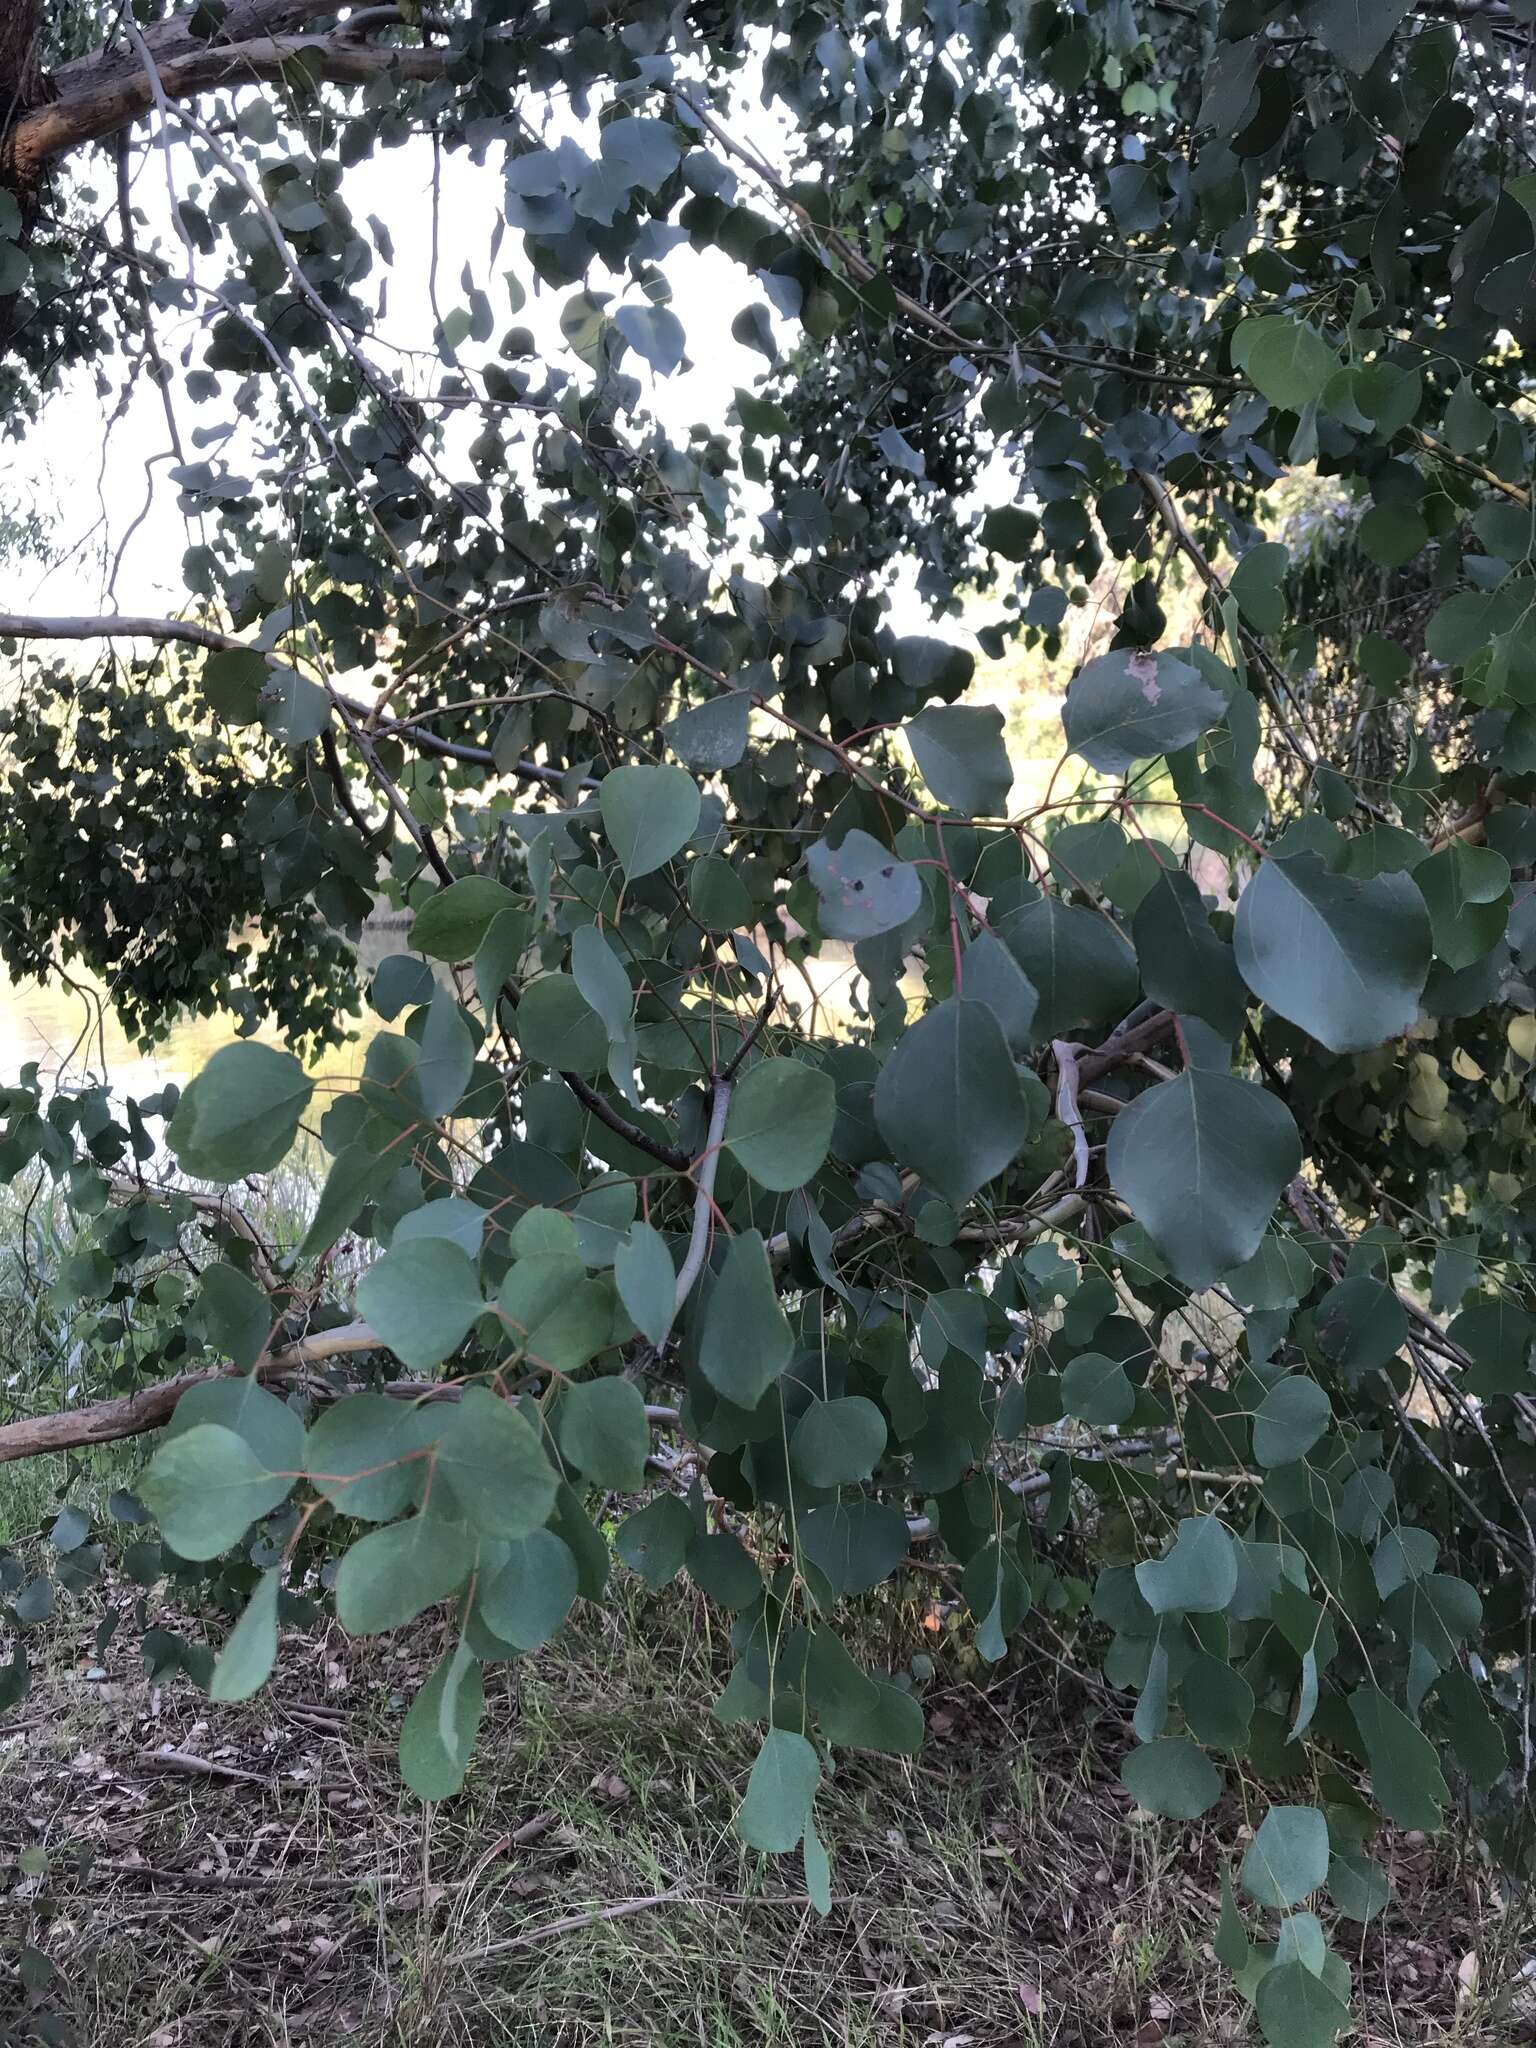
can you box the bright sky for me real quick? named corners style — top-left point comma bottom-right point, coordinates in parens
top-left (9, 98), bottom-right (818, 620)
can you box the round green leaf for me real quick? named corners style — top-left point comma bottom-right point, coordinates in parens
top-left (433, 1386), bottom-right (560, 1537)
top-left (479, 1529), bottom-right (579, 1649)
top-left (166, 1377), bottom-right (305, 1476)
top-left (1106, 1070), bottom-right (1301, 1288)
top-left (790, 1396), bottom-right (888, 1487)
top-left (1063, 647), bottom-right (1227, 773)
top-left (805, 829), bottom-right (923, 942)
top-left (616, 301), bottom-right (686, 375)
top-left (1252, 1376), bottom-right (1332, 1468)
top-left (1234, 316), bottom-right (1340, 409)
top-left (613, 1220), bottom-right (677, 1349)
top-left (904, 704), bottom-right (1013, 815)
top-left (1234, 854), bottom-right (1432, 1052)
top-left (1240, 1804), bottom-right (1330, 1908)
top-left (1060, 1351), bottom-right (1136, 1425)
top-left (194, 1263), bottom-right (272, 1371)
top-left (209, 1571), bottom-right (280, 1703)
top-left (599, 764), bottom-right (701, 879)
top-left (559, 1375), bottom-right (650, 1489)
top-left (873, 997), bottom-right (1032, 1204)
top-left (356, 1239), bottom-right (486, 1373)
top-left (333, 1515), bottom-right (476, 1634)
top-left (140, 1424), bottom-right (295, 1562)
top-left (1137, 1515), bottom-right (1238, 1616)
top-left (1348, 1685), bottom-right (1449, 1831)
top-left (997, 895), bottom-right (1140, 1040)
top-left (698, 1230), bottom-right (792, 1406)
top-left (167, 1044), bottom-right (312, 1182)
top-left (615, 1493), bottom-right (694, 1589)
top-left (1252, 1960), bottom-right (1350, 2048)
top-left (305, 1393), bottom-right (426, 1523)
top-left (725, 1057), bottom-right (836, 1191)
top-left (400, 1644), bottom-right (484, 1801)
top-left (689, 853), bottom-right (753, 930)
top-left (737, 1728), bottom-right (820, 1853)
top-left (1120, 1737), bottom-right (1221, 1819)
top-left (514, 973), bottom-right (609, 1077)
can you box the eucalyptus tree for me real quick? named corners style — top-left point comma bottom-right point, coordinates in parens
top-left (4, 1), bottom-right (1536, 2036)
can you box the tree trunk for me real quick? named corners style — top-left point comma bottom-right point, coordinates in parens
top-left (0, 0), bottom-right (47, 155)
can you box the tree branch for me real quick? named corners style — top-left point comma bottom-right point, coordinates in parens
top-left (671, 1076), bottom-right (733, 1318)
top-left (560, 1073), bottom-right (692, 1174)
top-left (105, 1171), bottom-right (286, 1295)
top-left (0, 610), bottom-right (570, 786)
top-left (11, 0), bottom-right (629, 182)
top-left (0, 1321), bottom-right (381, 1465)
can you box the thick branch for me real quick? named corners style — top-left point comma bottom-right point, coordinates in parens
top-left (671, 1076), bottom-right (733, 1318)
top-left (0, 1321), bottom-right (380, 1464)
top-left (14, 8), bottom-right (440, 179)
top-left (12, 0), bottom-right (626, 181)
top-left (105, 1171), bottom-right (285, 1294)
top-left (0, 610), bottom-right (569, 786)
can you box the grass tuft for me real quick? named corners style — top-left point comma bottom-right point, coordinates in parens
top-left (2, 1553), bottom-right (1533, 2045)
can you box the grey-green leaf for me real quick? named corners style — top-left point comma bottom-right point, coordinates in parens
top-left (599, 764), bottom-right (700, 879)
top-left (1063, 648), bottom-right (1227, 773)
top-left (334, 1515), bottom-right (476, 1634)
top-left (209, 1571), bottom-right (280, 1703)
top-left (614, 1221), bottom-right (676, 1348)
top-left (140, 1424), bottom-right (295, 1561)
top-left (905, 704), bottom-right (1012, 815)
top-left (479, 1529), bottom-right (579, 1649)
top-left (698, 1230), bottom-right (792, 1406)
top-left (806, 829), bottom-right (923, 942)
top-left (997, 895), bottom-right (1139, 1041)
top-left (1234, 854), bottom-right (1431, 1052)
top-left (195, 1263), bottom-right (272, 1371)
top-left (1234, 317), bottom-right (1341, 409)
top-left (1137, 1515), bottom-right (1238, 1616)
top-left (1253, 1960), bottom-right (1350, 2048)
top-left (724, 1057), bottom-right (836, 1191)
top-left (956, 930), bottom-right (1038, 1051)
top-left (1252, 1376), bottom-right (1332, 1468)
top-left (737, 1728), bottom-right (820, 1853)
top-left (1131, 870), bottom-right (1248, 1038)
top-left (616, 301), bottom-right (686, 375)
top-left (1106, 1070), bottom-right (1301, 1287)
top-left (559, 1376), bottom-right (650, 1490)
top-left (400, 1644), bottom-right (484, 1801)
top-left (615, 1492), bottom-right (694, 1589)
top-left (167, 1044), bottom-right (312, 1182)
top-left (667, 689), bottom-right (750, 769)
top-left (412, 876), bottom-right (521, 960)
top-left (1120, 1737), bottom-right (1222, 1819)
top-left (305, 1393), bottom-right (425, 1522)
top-left (1348, 1685), bottom-right (1449, 1831)
top-left (1240, 1805), bottom-right (1330, 1908)
top-left (433, 1386), bottom-right (560, 1537)
top-left (1299, 0), bottom-right (1412, 74)
top-left (356, 1239), bottom-right (485, 1372)
top-left (790, 1397), bottom-right (888, 1488)
top-left (873, 997), bottom-right (1031, 1204)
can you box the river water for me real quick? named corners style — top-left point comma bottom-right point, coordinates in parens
top-left (0, 920), bottom-right (415, 1101)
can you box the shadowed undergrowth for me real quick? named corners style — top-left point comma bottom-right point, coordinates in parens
top-left (2, 1547), bottom-right (1532, 2047)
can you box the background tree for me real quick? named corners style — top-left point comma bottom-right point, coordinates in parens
top-left (3, 2), bottom-right (1536, 2039)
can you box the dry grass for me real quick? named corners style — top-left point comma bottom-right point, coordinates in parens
top-left (3, 1554), bottom-right (1535, 2048)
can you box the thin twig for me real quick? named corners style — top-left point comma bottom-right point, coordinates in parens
top-left (467, 1888), bottom-right (683, 1962)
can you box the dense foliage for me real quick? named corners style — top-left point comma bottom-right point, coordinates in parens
top-left (4, 0), bottom-right (1536, 2036)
